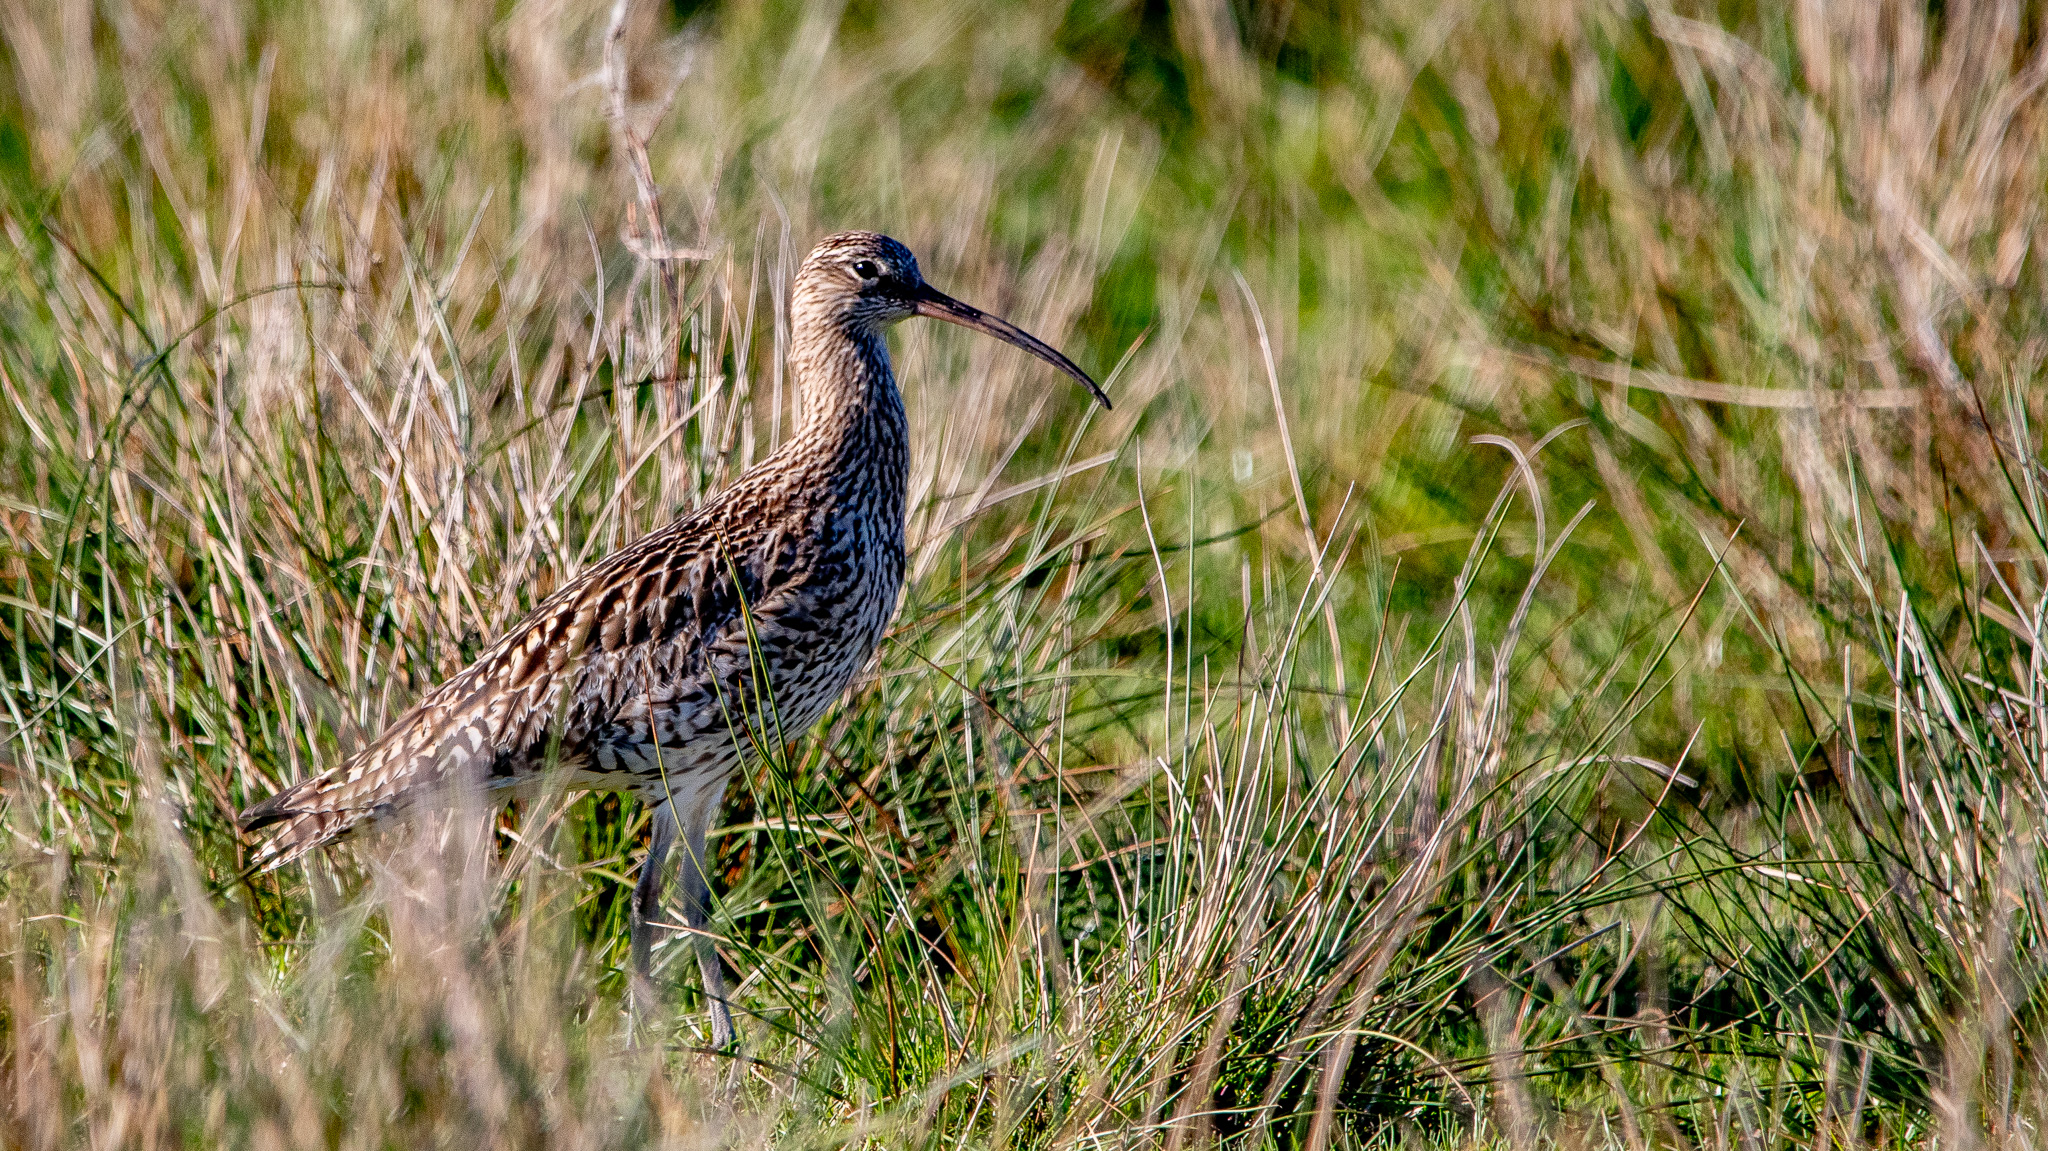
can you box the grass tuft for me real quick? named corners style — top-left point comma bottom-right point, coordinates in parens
top-left (4, 0), bottom-right (2048, 1147)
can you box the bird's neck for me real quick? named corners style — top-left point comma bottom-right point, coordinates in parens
top-left (786, 322), bottom-right (909, 517)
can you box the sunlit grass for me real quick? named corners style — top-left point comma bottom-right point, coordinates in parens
top-left (3, 0), bottom-right (2047, 1147)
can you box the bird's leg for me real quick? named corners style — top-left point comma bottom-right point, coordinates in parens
top-left (676, 802), bottom-right (736, 1048)
top-left (629, 798), bottom-right (677, 1019)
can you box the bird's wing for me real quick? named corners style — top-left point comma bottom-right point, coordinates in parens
top-left (237, 515), bottom-right (768, 872)
top-left (236, 582), bottom-right (601, 871)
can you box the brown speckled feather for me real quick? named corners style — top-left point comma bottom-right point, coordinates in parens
top-left (238, 231), bottom-right (1107, 876)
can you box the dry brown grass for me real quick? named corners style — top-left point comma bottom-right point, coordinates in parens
top-left (4, 0), bottom-right (2048, 1147)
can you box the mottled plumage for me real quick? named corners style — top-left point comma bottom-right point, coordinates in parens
top-left (238, 231), bottom-right (1108, 1045)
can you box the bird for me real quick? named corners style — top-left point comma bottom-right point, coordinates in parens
top-left (237, 230), bottom-right (1110, 1047)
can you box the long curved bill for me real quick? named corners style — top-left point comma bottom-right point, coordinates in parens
top-left (913, 284), bottom-right (1112, 410)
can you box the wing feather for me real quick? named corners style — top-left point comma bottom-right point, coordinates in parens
top-left (237, 514), bottom-right (758, 872)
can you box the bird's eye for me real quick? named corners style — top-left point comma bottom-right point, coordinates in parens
top-left (851, 259), bottom-right (882, 281)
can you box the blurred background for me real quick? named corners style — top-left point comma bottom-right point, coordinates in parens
top-left (2, 0), bottom-right (2046, 1147)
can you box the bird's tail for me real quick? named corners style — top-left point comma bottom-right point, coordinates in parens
top-left (236, 698), bottom-right (478, 872)
top-left (236, 620), bottom-right (571, 873)
top-left (237, 757), bottom-right (389, 873)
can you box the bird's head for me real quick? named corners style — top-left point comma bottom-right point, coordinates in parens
top-left (793, 231), bottom-right (1111, 409)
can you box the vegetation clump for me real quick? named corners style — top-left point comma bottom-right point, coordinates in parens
top-left (2, 1), bottom-right (2045, 1147)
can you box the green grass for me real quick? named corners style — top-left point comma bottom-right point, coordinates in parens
top-left (3, 0), bottom-right (2047, 1146)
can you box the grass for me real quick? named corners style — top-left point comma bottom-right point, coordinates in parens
top-left (2, 0), bottom-right (2047, 1146)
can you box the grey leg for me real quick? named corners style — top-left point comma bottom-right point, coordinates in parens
top-left (675, 801), bottom-right (736, 1047)
top-left (629, 799), bottom-right (677, 1015)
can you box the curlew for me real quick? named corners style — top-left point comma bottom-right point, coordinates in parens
top-left (238, 232), bottom-right (1109, 1046)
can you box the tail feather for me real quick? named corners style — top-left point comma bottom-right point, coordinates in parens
top-left (238, 666), bottom-right (517, 872)
top-left (237, 768), bottom-right (377, 871)
top-left (237, 557), bottom-right (608, 872)
top-left (237, 742), bottom-right (422, 872)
